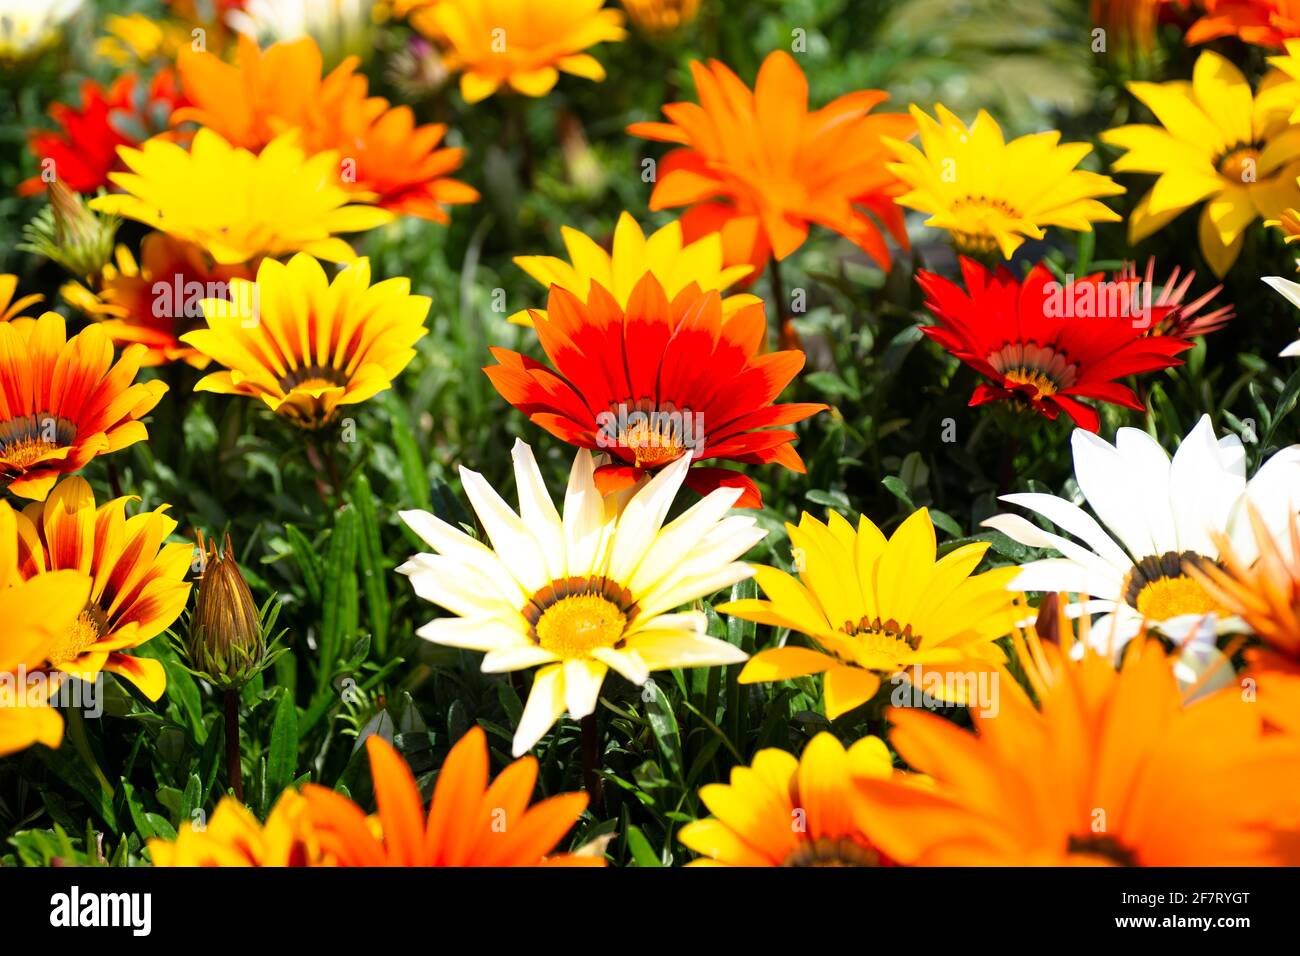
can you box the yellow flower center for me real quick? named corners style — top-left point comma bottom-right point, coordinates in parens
top-left (1002, 367), bottom-right (1059, 397)
top-left (623, 417), bottom-right (687, 469)
top-left (1216, 145), bottom-right (1261, 184)
top-left (1123, 551), bottom-right (1228, 620)
top-left (948, 195), bottom-right (1022, 253)
top-left (47, 605), bottom-right (107, 666)
top-left (987, 343), bottom-right (1078, 399)
top-left (782, 836), bottom-right (883, 867)
top-left (0, 412), bottom-right (76, 468)
top-left (840, 616), bottom-right (920, 669)
top-left (278, 364), bottom-right (349, 393)
top-left (535, 593), bottom-right (628, 659)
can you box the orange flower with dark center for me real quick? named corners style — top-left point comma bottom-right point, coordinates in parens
top-left (174, 35), bottom-right (478, 223)
top-left (301, 728), bottom-right (600, 866)
top-left (0, 314), bottom-right (168, 500)
top-left (628, 51), bottom-right (914, 278)
top-left (21, 70), bottom-right (187, 197)
top-left (484, 274), bottom-right (825, 508)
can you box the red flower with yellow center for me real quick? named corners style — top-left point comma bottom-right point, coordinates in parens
top-left (484, 274), bottom-right (825, 507)
top-left (21, 70), bottom-right (187, 197)
top-left (917, 257), bottom-right (1191, 432)
top-left (0, 313), bottom-right (168, 500)
top-left (628, 51), bottom-right (914, 278)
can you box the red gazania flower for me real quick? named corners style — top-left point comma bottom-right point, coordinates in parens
top-left (484, 274), bottom-right (824, 508)
top-left (1121, 257), bottom-right (1235, 340)
top-left (20, 70), bottom-right (187, 197)
top-left (917, 257), bottom-right (1191, 432)
top-left (627, 51), bottom-right (914, 279)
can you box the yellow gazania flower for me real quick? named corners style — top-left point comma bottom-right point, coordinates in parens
top-left (0, 501), bottom-right (91, 758)
top-left (93, 13), bottom-right (185, 66)
top-left (885, 104), bottom-right (1123, 259)
top-left (1101, 50), bottom-right (1300, 278)
top-left (90, 129), bottom-right (394, 267)
top-left (399, 441), bottom-right (762, 756)
top-left (0, 274), bottom-right (42, 322)
top-left (149, 791), bottom-right (327, 866)
top-left (719, 507), bottom-right (1019, 719)
top-left (430, 0), bottom-right (626, 104)
top-left (679, 732), bottom-right (902, 867)
top-left (509, 212), bottom-right (758, 326)
top-left (9, 476), bottom-right (191, 701)
top-left (619, 0), bottom-right (699, 38)
top-left (182, 253), bottom-right (431, 430)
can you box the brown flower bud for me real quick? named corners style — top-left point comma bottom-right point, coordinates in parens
top-left (188, 532), bottom-right (265, 689)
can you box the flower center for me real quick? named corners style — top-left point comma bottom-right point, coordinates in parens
top-left (782, 836), bottom-right (884, 867)
top-left (1067, 833), bottom-right (1138, 866)
top-left (987, 343), bottom-right (1078, 399)
top-left (1216, 145), bottom-right (1261, 184)
top-left (46, 605), bottom-right (107, 666)
top-left (948, 195), bottom-right (1023, 253)
top-left (607, 400), bottom-right (699, 469)
top-left (523, 577), bottom-right (638, 660)
top-left (839, 616), bottom-right (920, 669)
top-left (1123, 552), bottom-right (1227, 620)
top-left (278, 364), bottom-right (349, 393)
top-left (0, 413), bottom-right (77, 468)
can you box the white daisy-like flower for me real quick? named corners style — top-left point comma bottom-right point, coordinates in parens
top-left (0, 0), bottom-right (83, 61)
top-left (1262, 275), bottom-right (1300, 357)
top-left (227, 0), bottom-right (376, 68)
top-left (982, 415), bottom-right (1300, 657)
top-left (399, 439), bottom-right (762, 756)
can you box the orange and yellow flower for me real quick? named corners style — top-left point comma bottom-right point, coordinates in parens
top-left (182, 253), bottom-right (430, 430)
top-left (426, 0), bottom-right (626, 103)
top-left (1187, 0), bottom-right (1300, 47)
top-left (629, 51), bottom-right (914, 277)
top-left (852, 623), bottom-right (1300, 865)
top-left (301, 728), bottom-right (600, 866)
top-left (8, 476), bottom-right (191, 701)
top-left (0, 313), bottom-right (167, 501)
top-left (0, 274), bottom-right (42, 322)
top-left (679, 733), bottom-right (901, 867)
top-left (149, 791), bottom-right (326, 866)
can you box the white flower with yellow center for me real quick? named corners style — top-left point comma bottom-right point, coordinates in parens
top-left (0, 0), bottom-right (82, 61)
top-left (983, 416), bottom-right (1300, 655)
top-left (399, 440), bottom-right (762, 756)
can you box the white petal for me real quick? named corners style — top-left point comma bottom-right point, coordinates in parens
top-left (563, 658), bottom-right (607, 717)
top-left (980, 514), bottom-right (1127, 594)
top-left (482, 644), bottom-right (558, 673)
top-left (401, 554), bottom-right (518, 619)
top-left (591, 647), bottom-right (651, 685)
top-left (1263, 275), bottom-right (1300, 310)
top-left (1071, 428), bottom-right (1156, 559)
top-left (416, 615), bottom-right (528, 650)
top-left (513, 664), bottom-right (567, 757)
top-left (1168, 415), bottom-right (1242, 555)
top-left (562, 448), bottom-right (610, 578)
top-left (1113, 428), bottom-right (1178, 555)
top-left (511, 439), bottom-right (567, 582)
top-left (1007, 558), bottom-right (1123, 600)
top-left (999, 492), bottom-right (1130, 571)
top-left (398, 512), bottom-right (528, 607)
top-left (606, 453), bottom-right (692, 584)
top-left (626, 484), bottom-right (746, 596)
top-left (636, 562), bottom-right (755, 622)
top-left (459, 464), bottom-right (552, 594)
top-left (623, 630), bottom-right (749, 670)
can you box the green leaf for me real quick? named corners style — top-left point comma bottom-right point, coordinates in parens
top-left (625, 825), bottom-right (663, 867)
top-left (320, 506), bottom-right (359, 686)
top-left (266, 687), bottom-right (299, 800)
top-left (881, 475), bottom-right (916, 509)
top-left (646, 682), bottom-right (684, 784)
top-left (351, 472), bottom-right (391, 656)
top-left (384, 392), bottom-right (431, 511)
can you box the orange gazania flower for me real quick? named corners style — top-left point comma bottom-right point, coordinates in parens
top-left (61, 233), bottom-right (255, 368)
top-left (484, 274), bottom-right (825, 508)
top-left (1187, 0), bottom-right (1300, 47)
top-left (1189, 506), bottom-right (1300, 736)
top-left (853, 623), bottom-right (1300, 866)
top-left (628, 51), bottom-right (915, 278)
top-left (174, 36), bottom-right (478, 223)
top-left (0, 314), bottom-right (168, 501)
top-left (301, 728), bottom-right (600, 866)
top-left (9, 476), bottom-right (191, 701)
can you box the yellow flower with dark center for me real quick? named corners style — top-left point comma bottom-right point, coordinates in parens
top-left (8, 476), bottom-right (191, 701)
top-left (428, 0), bottom-right (626, 103)
top-left (885, 104), bottom-right (1123, 259)
top-left (719, 507), bottom-right (1019, 719)
top-left (90, 129), bottom-right (394, 267)
top-left (510, 212), bottom-right (757, 326)
top-left (181, 253), bottom-right (431, 430)
top-left (1101, 50), bottom-right (1300, 277)
top-left (679, 732), bottom-right (903, 867)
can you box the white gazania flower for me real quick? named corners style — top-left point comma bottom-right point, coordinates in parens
top-left (1262, 276), bottom-right (1300, 358)
top-left (399, 440), bottom-right (763, 756)
top-left (982, 415), bottom-right (1300, 657)
top-left (0, 0), bottom-right (83, 61)
top-left (227, 0), bottom-right (376, 68)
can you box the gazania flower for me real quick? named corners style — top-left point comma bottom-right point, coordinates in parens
top-left (8, 476), bottom-right (191, 701)
top-left (149, 791), bottom-right (326, 867)
top-left (679, 733), bottom-right (900, 867)
top-left (61, 234), bottom-right (255, 367)
top-left (302, 728), bottom-right (600, 865)
top-left (20, 71), bottom-right (186, 197)
top-left (853, 628), bottom-right (1300, 865)
top-left (399, 442), bottom-right (761, 756)
top-left (917, 258), bottom-right (1191, 432)
top-left (1123, 257), bottom-right (1235, 339)
top-left (1101, 50), bottom-right (1300, 278)
top-left (0, 274), bottom-right (42, 322)
top-left (174, 37), bottom-right (478, 223)
top-left (485, 274), bottom-right (824, 508)
top-left (94, 12), bottom-right (188, 66)
top-left (181, 253), bottom-right (430, 430)
top-left (983, 416), bottom-right (1300, 653)
top-left (629, 52), bottom-right (914, 276)
top-left (0, 502), bottom-right (91, 758)
top-left (719, 507), bottom-right (1019, 719)
top-left (1262, 275), bottom-right (1300, 356)
top-left (620, 0), bottom-right (699, 37)
top-left (509, 212), bottom-right (758, 326)
top-left (1187, 0), bottom-right (1300, 47)
top-left (429, 0), bottom-right (626, 103)
top-left (0, 313), bottom-right (167, 501)
top-left (885, 104), bottom-right (1123, 259)
top-left (228, 0), bottom-right (376, 67)
top-left (1090, 0), bottom-right (1179, 63)
top-left (89, 129), bottom-right (393, 266)
top-left (1188, 506), bottom-right (1300, 734)
top-left (0, 0), bottom-right (82, 62)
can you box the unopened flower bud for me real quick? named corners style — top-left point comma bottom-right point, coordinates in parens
top-left (18, 180), bottom-right (120, 282)
top-left (188, 532), bottom-right (265, 690)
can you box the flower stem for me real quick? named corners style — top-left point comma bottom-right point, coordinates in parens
top-left (580, 712), bottom-right (604, 816)
top-left (224, 689), bottom-right (244, 801)
top-left (768, 254), bottom-right (787, 324)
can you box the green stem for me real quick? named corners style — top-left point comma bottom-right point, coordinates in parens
top-left (66, 703), bottom-right (113, 796)
top-left (224, 690), bottom-right (244, 801)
